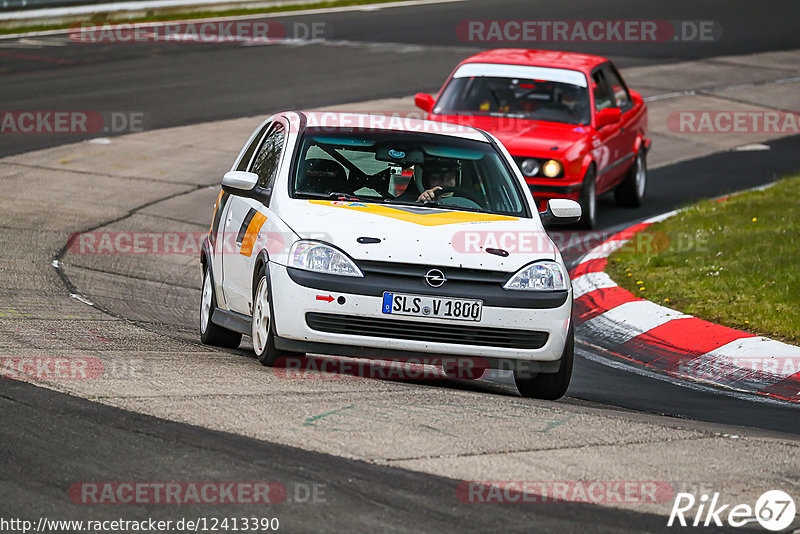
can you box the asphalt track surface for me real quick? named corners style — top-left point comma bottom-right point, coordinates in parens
top-left (2, 379), bottom-right (706, 534)
top-left (1, 0), bottom-right (799, 531)
top-left (3, 0), bottom-right (800, 156)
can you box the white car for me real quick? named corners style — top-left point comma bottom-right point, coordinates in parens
top-left (200, 111), bottom-right (581, 399)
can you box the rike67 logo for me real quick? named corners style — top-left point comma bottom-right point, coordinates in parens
top-left (668, 490), bottom-right (796, 531)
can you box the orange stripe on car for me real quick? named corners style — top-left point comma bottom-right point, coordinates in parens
top-left (209, 190), bottom-right (224, 237)
top-left (240, 212), bottom-right (268, 257)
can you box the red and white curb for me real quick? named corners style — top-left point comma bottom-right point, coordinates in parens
top-left (569, 213), bottom-right (800, 403)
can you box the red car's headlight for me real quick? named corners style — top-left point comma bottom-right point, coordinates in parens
top-left (542, 159), bottom-right (563, 178)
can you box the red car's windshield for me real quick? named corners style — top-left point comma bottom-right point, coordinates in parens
top-left (435, 76), bottom-right (591, 126)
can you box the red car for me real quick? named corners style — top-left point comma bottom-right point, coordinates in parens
top-left (415, 49), bottom-right (650, 228)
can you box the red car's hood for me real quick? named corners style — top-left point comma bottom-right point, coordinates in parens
top-left (433, 115), bottom-right (588, 157)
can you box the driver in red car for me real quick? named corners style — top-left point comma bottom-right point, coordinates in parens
top-left (414, 159), bottom-right (460, 202)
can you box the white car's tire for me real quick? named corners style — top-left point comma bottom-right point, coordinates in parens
top-left (200, 268), bottom-right (242, 349)
top-left (252, 267), bottom-right (301, 366)
top-left (514, 323), bottom-right (573, 400)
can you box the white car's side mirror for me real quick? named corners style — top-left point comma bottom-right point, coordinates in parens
top-left (221, 171), bottom-right (259, 194)
top-left (540, 199), bottom-right (582, 225)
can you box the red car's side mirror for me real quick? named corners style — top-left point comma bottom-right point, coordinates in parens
top-left (414, 93), bottom-right (435, 113)
top-left (596, 107), bottom-right (622, 129)
top-left (629, 89), bottom-right (643, 104)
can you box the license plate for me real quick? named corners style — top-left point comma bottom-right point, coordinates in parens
top-left (381, 292), bottom-right (482, 322)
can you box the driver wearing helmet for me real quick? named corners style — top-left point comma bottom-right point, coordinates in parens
top-left (557, 84), bottom-right (588, 123)
top-left (416, 159), bottom-right (460, 202)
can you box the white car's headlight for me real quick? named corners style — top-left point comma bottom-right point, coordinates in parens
top-left (504, 261), bottom-right (567, 291)
top-left (288, 241), bottom-right (363, 277)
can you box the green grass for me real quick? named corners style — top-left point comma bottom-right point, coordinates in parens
top-left (606, 174), bottom-right (800, 344)
top-left (0, 0), bottom-right (402, 35)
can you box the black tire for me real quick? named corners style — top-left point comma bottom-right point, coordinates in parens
top-left (614, 149), bottom-right (647, 207)
top-left (576, 166), bottom-right (597, 229)
top-left (514, 323), bottom-right (574, 400)
top-left (251, 266), bottom-right (299, 366)
top-left (200, 267), bottom-right (242, 349)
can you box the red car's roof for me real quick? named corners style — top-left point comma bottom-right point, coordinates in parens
top-left (460, 49), bottom-right (608, 73)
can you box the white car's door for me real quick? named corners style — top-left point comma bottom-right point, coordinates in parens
top-left (221, 121), bottom-right (287, 314)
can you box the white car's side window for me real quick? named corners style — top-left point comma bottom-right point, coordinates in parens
top-left (236, 122), bottom-right (272, 172)
top-left (249, 122), bottom-right (287, 204)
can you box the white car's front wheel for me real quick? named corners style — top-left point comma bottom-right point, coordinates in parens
top-left (252, 267), bottom-right (299, 366)
top-left (514, 323), bottom-right (574, 400)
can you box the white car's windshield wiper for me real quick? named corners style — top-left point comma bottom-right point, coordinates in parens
top-left (418, 201), bottom-right (485, 213)
top-left (294, 191), bottom-right (361, 201)
top-left (294, 191), bottom-right (394, 204)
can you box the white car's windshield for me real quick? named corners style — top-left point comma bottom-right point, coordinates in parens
top-left (291, 129), bottom-right (529, 217)
top-left (436, 76), bottom-right (590, 126)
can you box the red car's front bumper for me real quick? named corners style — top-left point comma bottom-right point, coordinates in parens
top-left (524, 178), bottom-right (584, 212)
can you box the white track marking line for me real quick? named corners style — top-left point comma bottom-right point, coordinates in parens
top-left (574, 239), bottom-right (625, 265)
top-left (583, 300), bottom-right (691, 344)
top-left (699, 337), bottom-right (800, 380)
top-left (576, 346), bottom-right (798, 407)
top-left (571, 272), bottom-right (617, 299)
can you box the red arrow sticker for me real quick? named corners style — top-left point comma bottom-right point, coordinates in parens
top-left (316, 295), bottom-right (334, 303)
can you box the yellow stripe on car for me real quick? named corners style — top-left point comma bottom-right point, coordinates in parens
top-left (308, 201), bottom-right (518, 226)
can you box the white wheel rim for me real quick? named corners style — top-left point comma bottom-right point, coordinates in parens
top-left (635, 153), bottom-right (646, 198)
top-left (200, 270), bottom-right (212, 334)
top-left (252, 278), bottom-right (270, 354)
top-left (587, 179), bottom-right (596, 222)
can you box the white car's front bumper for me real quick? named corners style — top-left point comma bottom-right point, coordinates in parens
top-left (268, 262), bottom-right (571, 364)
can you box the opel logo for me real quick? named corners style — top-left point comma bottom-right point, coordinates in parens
top-left (424, 269), bottom-right (446, 288)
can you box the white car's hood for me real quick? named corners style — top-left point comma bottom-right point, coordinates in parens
top-left (277, 199), bottom-right (556, 272)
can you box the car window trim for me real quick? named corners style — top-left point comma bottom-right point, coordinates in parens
top-left (235, 121), bottom-right (272, 172)
top-left (590, 67), bottom-right (614, 114)
top-left (249, 118), bottom-right (289, 206)
top-left (601, 62), bottom-right (633, 113)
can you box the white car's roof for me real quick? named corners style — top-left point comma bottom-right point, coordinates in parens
top-left (291, 111), bottom-right (490, 142)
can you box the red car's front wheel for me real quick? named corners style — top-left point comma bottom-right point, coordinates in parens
top-left (615, 150), bottom-right (647, 207)
top-left (576, 166), bottom-right (597, 229)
